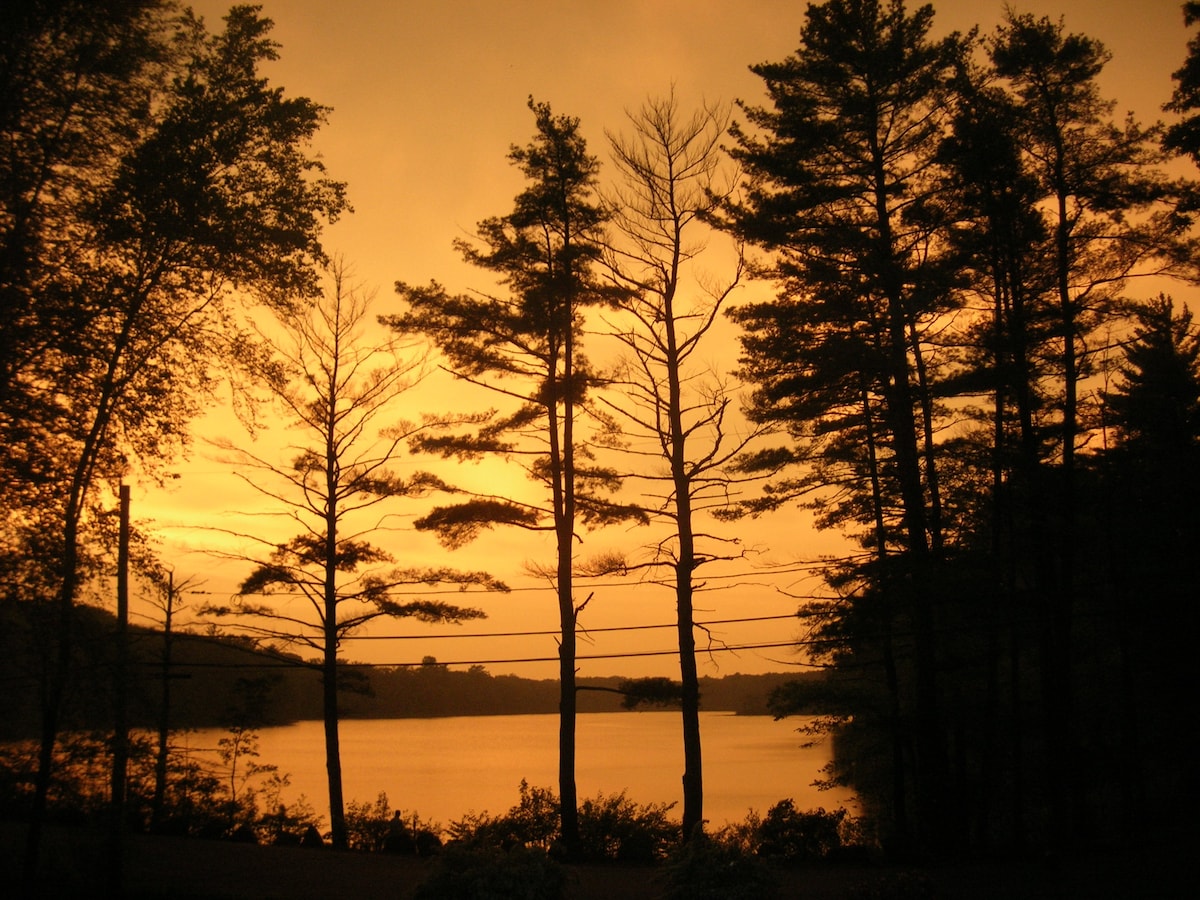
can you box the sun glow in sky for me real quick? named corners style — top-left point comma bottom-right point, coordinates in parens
top-left (135, 0), bottom-right (1196, 679)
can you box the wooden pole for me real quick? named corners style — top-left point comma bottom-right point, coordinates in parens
top-left (108, 484), bottom-right (130, 895)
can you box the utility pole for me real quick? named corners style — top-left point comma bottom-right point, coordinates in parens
top-left (108, 484), bottom-right (130, 896)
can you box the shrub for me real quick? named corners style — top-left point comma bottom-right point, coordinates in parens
top-left (414, 844), bottom-right (566, 900)
top-left (504, 781), bottom-right (560, 851)
top-left (447, 781), bottom-right (680, 863)
top-left (577, 790), bottom-right (678, 862)
top-left (345, 792), bottom-right (394, 851)
top-left (447, 781), bottom-right (559, 853)
top-left (661, 831), bottom-right (777, 900)
top-left (756, 800), bottom-right (847, 861)
top-left (446, 809), bottom-right (510, 849)
top-left (0, 727), bottom-right (321, 844)
top-left (156, 750), bottom-right (230, 837)
top-left (256, 772), bottom-right (321, 845)
top-left (712, 809), bottom-right (762, 855)
top-left (345, 791), bottom-right (440, 854)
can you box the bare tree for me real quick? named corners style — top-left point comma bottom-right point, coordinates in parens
top-left (601, 90), bottom-right (762, 840)
top-left (205, 262), bottom-right (505, 849)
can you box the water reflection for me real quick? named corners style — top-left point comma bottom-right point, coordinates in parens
top-left (180, 711), bottom-right (857, 827)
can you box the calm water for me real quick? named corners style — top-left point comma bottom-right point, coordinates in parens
top-left (180, 711), bottom-right (856, 827)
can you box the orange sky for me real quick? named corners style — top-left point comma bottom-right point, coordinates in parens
top-left (136, 0), bottom-right (1197, 679)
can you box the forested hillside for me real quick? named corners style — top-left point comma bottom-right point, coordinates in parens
top-left (0, 603), bottom-right (806, 737)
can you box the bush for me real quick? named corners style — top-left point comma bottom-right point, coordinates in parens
top-left (345, 791), bottom-right (441, 854)
top-left (447, 780), bottom-right (561, 853)
top-left (257, 772), bottom-right (321, 845)
top-left (447, 781), bottom-right (680, 862)
top-left (756, 800), bottom-right (846, 861)
top-left (578, 790), bottom-right (677, 862)
top-left (0, 725), bottom-right (322, 844)
top-left (344, 792), bottom-right (394, 852)
top-left (500, 781), bottom-right (560, 851)
top-left (414, 844), bottom-right (566, 900)
top-left (711, 809), bottom-right (762, 855)
top-left (661, 831), bottom-right (776, 900)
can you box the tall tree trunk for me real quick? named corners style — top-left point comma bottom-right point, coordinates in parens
top-left (24, 463), bottom-right (92, 887)
top-left (662, 272), bottom-right (704, 841)
top-left (24, 290), bottom-right (142, 885)
top-left (554, 502), bottom-right (580, 855)
top-left (907, 317), bottom-right (944, 556)
top-left (325, 393), bottom-right (347, 850)
top-left (675, 538), bottom-right (703, 841)
top-left (863, 386), bottom-right (910, 852)
top-left (874, 206), bottom-right (944, 845)
top-left (107, 485), bottom-right (131, 894)
top-left (24, 547), bottom-right (75, 890)
top-left (552, 323), bottom-right (581, 857)
top-left (323, 632), bottom-right (346, 849)
top-left (557, 587), bottom-right (579, 856)
top-left (1043, 176), bottom-right (1078, 853)
top-left (884, 338), bottom-right (944, 848)
top-left (1007, 280), bottom-right (1040, 851)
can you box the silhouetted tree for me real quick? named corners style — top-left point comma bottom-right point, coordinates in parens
top-left (989, 11), bottom-right (1186, 850)
top-left (1097, 294), bottom-right (1200, 836)
top-left (1165, 1), bottom-right (1200, 172)
top-left (1, 4), bottom-right (347, 879)
top-left (205, 262), bottom-right (503, 849)
top-left (934, 50), bottom-right (1060, 852)
top-left (388, 99), bottom-right (642, 857)
top-left (601, 90), bottom-right (758, 840)
top-left (1106, 295), bottom-right (1200, 450)
top-left (721, 0), bottom-right (968, 849)
top-left (144, 568), bottom-right (199, 831)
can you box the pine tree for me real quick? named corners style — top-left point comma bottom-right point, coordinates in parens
top-left (721, 0), bottom-right (966, 848)
top-left (388, 99), bottom-right (640, 856)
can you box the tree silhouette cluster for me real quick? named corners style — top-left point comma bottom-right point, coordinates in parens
top-left (3, 0), bottom-right (1200, 880)
top-left (1, 0), bottom-right (347, 880)
top-left (720, 0), bottom-right (1200, 858)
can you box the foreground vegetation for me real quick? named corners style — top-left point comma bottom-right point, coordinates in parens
top-left (0, 724), bottom-right (869, 899)
top-left (1, 755), bottom-right (1190, 899)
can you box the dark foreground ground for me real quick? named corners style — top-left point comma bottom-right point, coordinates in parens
top-left (2, 821), bottom-right (1192, 899)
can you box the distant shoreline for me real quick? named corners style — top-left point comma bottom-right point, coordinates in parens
top-left (0, 652), bottom-right (813, 739)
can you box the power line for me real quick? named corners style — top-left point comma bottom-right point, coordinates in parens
top-left (334, 613), bottom-right (801, 641)
top-left (143, 638), bottom-right (815, 671)
top-left (180, 560), bottom-right (839, 599)
top-left (149, 611), bottom-right (804, 643)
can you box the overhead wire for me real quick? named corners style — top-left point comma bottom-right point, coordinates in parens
top-left (120, 592), bottom-right (818, 673)
top-left (178, 558), bottom-right (841, 599)
top-left (332, 612), bottom-right (802, 641)
top-left (136, 638), bottom-right (821, 671)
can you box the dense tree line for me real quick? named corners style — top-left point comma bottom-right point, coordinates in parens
top-left (4, 0), bottom-right (1199, 878)
top-left (722, 0), bottom-right (1200, 859)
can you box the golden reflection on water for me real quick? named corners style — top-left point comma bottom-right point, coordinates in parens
top-left (180, 711), bottom-right (857, 828)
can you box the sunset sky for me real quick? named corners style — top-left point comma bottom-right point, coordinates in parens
top-left (136, 0), bottom-right (1197, 680)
